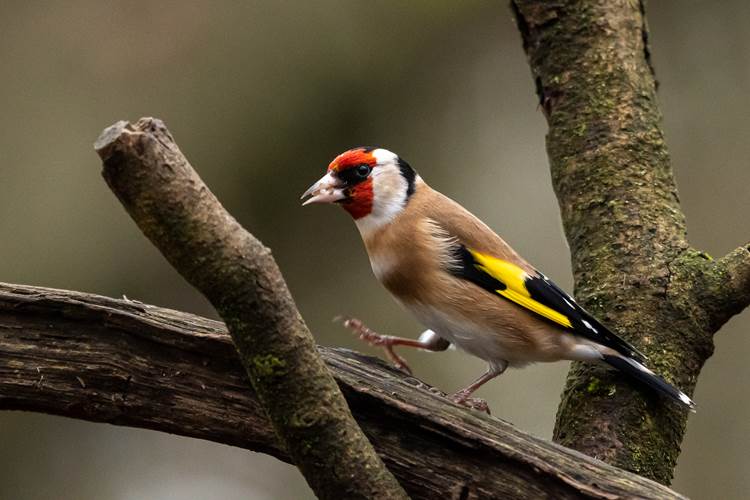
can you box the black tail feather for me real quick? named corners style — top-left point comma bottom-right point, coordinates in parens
top-left (602, 354), bottom-right (695, 411)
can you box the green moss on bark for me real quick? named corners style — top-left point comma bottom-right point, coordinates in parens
top-left (251, 354), bottom-right (287, 378)
top-left (95, 119), bottom-right (408, 500)
top-left (512, 0), bottom-right (738, 484)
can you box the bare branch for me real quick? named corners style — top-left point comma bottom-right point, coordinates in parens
top-left (94, 118), bottom-right (407, 500)
top-left (0, 282), bottom-right (686, 499)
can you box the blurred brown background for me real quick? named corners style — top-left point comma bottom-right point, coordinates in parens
top-left (0, 1), bottom-right (748, 498)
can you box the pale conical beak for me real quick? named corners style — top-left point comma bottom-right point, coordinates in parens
top-left (300, 172), bottom-right (346, 206)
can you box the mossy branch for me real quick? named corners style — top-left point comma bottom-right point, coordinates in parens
top-left (700, 243), bottom-right (750, 330)
top-left (94, 118), bottom-right (408, 500)
top-left (512, 0), bottom-right (747, 485)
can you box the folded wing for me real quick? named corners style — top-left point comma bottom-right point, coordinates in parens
top-left (450, 245), bottom-right (646, 361)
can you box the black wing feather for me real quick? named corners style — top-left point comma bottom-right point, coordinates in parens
top-left (450, 245), bottom-right (508, 293)
top-left (525, 272), bottom-right (646, 361)
top-left (450, 244), bottom-right (646, 361)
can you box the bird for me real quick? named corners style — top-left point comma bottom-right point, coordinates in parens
top-left (301, 146), bottom-right (695, 412)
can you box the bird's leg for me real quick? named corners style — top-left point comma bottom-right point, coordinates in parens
top-left (337, 317), bottom-right (449, 375)
top-left (451, 361), bottom-right (508, 414)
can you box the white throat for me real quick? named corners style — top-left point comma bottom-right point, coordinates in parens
top-left (355, 210), bottom-right (398, 238)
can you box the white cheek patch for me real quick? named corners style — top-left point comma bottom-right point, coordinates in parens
top-left (354, 162), bottom-right (409, 237)
top-left (372, 148), bottom-right (398, 164)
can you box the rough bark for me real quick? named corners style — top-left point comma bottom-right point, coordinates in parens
top-left (511, 0), bottom-right (750, 484)
top-left (94, 119), bottom-right (407, 500)
top-left (0, 282), bottom-right (687, 499)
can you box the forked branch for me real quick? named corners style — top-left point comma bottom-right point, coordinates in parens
top-left (512, 0), bottom-right (749, 484)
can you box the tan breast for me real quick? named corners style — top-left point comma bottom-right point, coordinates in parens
top-left (360, 179), bottom-right (573, 364)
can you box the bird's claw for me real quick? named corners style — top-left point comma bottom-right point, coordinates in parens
top-left (451, 392), bottom-right (491, 415)
top-left (336, 316), bottom-right (413, 375)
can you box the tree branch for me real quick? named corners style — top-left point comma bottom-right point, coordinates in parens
top-left (512, 0), bottom-right (726, 484)
top-left (94, 118), bottom-right (407, 499)
top-left (0, 282), bottom-right (686, 499)
top-left (700, 243), bottom-right (750, 330)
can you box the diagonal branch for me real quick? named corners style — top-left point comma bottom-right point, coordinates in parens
top-left (94, 118), bottom-right (407, 500)
top-left (0, 282), bottom-right (686, 499)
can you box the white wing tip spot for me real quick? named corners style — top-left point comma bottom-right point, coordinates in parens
top-left (679, 392), bottom-right (693, 406)
top-left (581, 319), bottom-right (598, 333)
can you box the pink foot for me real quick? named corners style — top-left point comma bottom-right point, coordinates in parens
top-left (451, 391), bottom-right (491, 415)
top-left (336, 316), bottom-right (413, 375)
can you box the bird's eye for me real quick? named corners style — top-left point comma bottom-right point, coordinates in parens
top-left (355, 164), bottom-right (371, 178)
top-left (337, 164), bottom-right (373, 185)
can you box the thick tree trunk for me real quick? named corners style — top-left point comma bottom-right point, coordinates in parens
top-left (0, 282), bottom-right (686, 499)
top-left (512, 0), bottom-right (750, 484)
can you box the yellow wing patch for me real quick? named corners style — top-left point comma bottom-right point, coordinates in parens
top-left (468, 250), bottom-right (573, 329)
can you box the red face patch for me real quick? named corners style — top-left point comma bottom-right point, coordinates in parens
top-left (328, 148), bottom-right (377, 173)
top-left (328, 148), bottom-right (377, 219)
top-left (340, 178), bottom-right (373, 219)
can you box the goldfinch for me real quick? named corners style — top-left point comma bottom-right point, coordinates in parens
top-left (301, 147), bottom-right (695, 411)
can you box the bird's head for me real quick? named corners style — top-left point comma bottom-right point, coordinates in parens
top-left (301, 147), bottom-right (417, 234)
